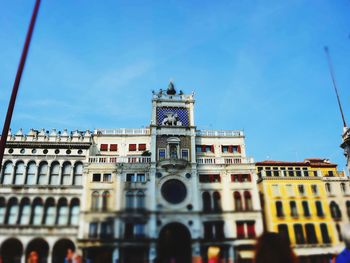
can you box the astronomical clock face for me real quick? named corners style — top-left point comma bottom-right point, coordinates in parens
top-left (156, 107), bottom-right (189, 127)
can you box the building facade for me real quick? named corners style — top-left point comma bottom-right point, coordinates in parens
top-left (256, 158), bottom-right (350, 263)
top-left (0, 84), bottom-right (263, 263)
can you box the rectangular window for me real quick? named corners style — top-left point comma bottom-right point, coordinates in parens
top-left (241, 174), bottom-right (251, 182)
top-left (236, 222), bottom-right (245, 238)
top-left (290, 201), bottom-right (298, 217)
top-left (214, 221), bottom-right (225, 239)
top-left (296, 168), bottom-right (302, 177)
top-left (92, 173), bottom-right (101, 182)
top-left (294, 224), bottom-right (305, 244)
top-left (196, 145), bottom-right (202, 153)
top-left (303, 168), bottom-right (309, 177)
top-left (272, 185), bottom-right (280, 196)
top-left (124, 223), bottom-right (134, 239)
top-left (100, 221), bottom-right (113, 238)
top-left (158, 149), bottom-right (166, 160)
top-left (231, 174), bottom-right (240, 182)
top-left (316, 201), bottom-right (324, 217)
top-left (138, 144), bottom-right (146, 151)
top-left (204, 222), bottom-right (214, 240)
top-left (136, 174), bottom-right (146, 182)
top-left (313, 171), bottom-right (318, 177)
top-left (129, 144), bottom-right (137, 151)
top-left (288, 168), bottom-right (294, 177)
top-left (103, 174), bottom-right (112, 182)
top-left (126, 174), bottom-right (135, 182)
top-left (298, 185), bottom-right (305, 195)
top-left (199, 174), bottom-right (221, 183)
top-left (273, 167), bottom-right (279, 177)
top-left (278, 224), bottom-right (290, 244)
top-left (89, 222), bottom-right (98, 238)
top-left (265, 167), bottom-right (272, 177)
top-left (286, 184), bottom-right (294, 196)
top-left (311, 185), bottom-right (318, 195)
top-left (134, 224), bottom-right (145, 237)
top-left (100, 144), bottom-right (108, 151)
top-left (328, 171), bottom-right (334, 177)
top-left (222, 146), bottom-right (229, 153)
top-left (247, 222), bottom-right (256, 238)
top-left (109, 144), bottom-right (118, 151)
top-left (181, 149), bottom-right (189, 160)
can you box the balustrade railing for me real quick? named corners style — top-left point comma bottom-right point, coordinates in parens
top-left (89, 156), bottom-right (151, 164)
top-left (196, 157), bottom-right (253, 165)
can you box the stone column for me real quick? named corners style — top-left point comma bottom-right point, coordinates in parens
top-left (228, 246), bottom-right (235, 263)
top-left (192, 242), bottom-right (202, 263)
top-left (149, 243), bottom-right (156, 263)
top-left (112, 247), bottom-right (119, 263)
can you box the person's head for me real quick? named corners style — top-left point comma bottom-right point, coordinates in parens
top-left (342, 224), bottom-right (350, 248)
top-left (254, 232), bottom-right (298, 263)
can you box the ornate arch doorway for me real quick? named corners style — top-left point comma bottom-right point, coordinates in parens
top-left (157, 223), bottom-right (191, 263)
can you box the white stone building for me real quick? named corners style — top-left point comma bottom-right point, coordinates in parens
top-left (0, 83), bottom-right (263, 263)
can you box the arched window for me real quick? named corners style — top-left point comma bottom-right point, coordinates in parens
top-left (244, 191), bottom-right (253, 211)
top-left (69, 199), bottom-right (80, 225)
top-left (302, 201), bottom-right (310, 217)
top-left (38, 162), bottom-right (48, 185)
top-left (49, 162), bottom-right (60, 185)
top-left (213, 191), bottom-right (221, 211)
top-left (136, 191), bottom-right (145, 209)
top-left (14, 162), bottom-right (25, 185)
top-left (341, 183), bottom-right (347, 194)
top-left (330, 201), bottom-right (341, 219)
top-left (19, 198), bottom-right (30, 225)
top-left (290, 201), bottom-right (298, 217)
top-left (305, 224), bottom-right (318, 244)
top-left (43, 198), bottom-right (55, 225)
top-left (325, 183), bottom-right (331, 193)
top-left (336, 224), bottom-right (343, 242)
top-left (2, 162), bottom-right (13, 184)
top-left (234, 192), bottom-right (242, 211)
top-left (315, 201), bottom-right (324, 217)
top-left (73, 162), bottom-right (83, 185)
top-left (102, 191), bottom-right (110, 211)
top-left (61, 162), bottom-right (71, 185)
top-left (31, 198), bottom-right (43, 225)
top-left (276, 201), bottom-right (284, 217)
top-left (126, 191), bottom-right (134, 209)
top-left (6, 198), bottom-right (19, 224)
top-left (26, 162), bottom-right (36, 185)
top-left (91, 191), bottom-right (99, 211)
top-left (294, 224), bottom-right (305, 244)
top-left (202, 192), bottom-right (211, 212)
top-left (0, 197), bottom-right (5, 224)
top-left (57, 198), bottom-right (69, 225)
top-left (278, 224), bottom-right (290, 244)
top-left (320, 223), bottom-right (331, 244)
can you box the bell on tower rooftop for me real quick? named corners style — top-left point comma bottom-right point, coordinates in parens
top-left (166, 81), bottom-right (176, 95)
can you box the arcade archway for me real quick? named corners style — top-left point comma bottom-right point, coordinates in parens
top-left (1, 238), bottom-right (23, 263)
top-left (52, 239), bottom-right (75, 263)
top-left (26, 238), bottom-right (49, 263)
top-left (157, 223), bottom-right (191, 263)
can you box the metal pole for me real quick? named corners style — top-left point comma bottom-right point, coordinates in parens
top-left (0, 0), bottom-right (41, 171)
top-left (324, 46), bottom-right (347, 128)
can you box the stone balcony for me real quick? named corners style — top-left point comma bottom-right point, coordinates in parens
top-left (158, 158), bottom-right (188, 170)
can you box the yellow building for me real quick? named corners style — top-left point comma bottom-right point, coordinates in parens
top-left (256, 158), bottom-right (345, 263)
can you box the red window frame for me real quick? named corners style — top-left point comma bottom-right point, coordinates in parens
top-left (236, 222), bottom-right (245, 238)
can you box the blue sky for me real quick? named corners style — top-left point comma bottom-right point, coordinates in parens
top-left (0, 0), bottom-right (349, 170)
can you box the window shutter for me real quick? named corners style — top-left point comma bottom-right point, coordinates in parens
top-left (110, 144), bottom-right (118, 151)
top-left (237, 145), bottom-right (241, 153)
top-left (129, 144), bottom-right (137, 151)
top-left (138, 144), bottom-right (146, 151)
top-left (100, 144), bottom-right (108, 151)
top-left (228, 146), bottom-right (233, 153)
top-left (236, 222), bottom-right (245, 238)
top-left (247, 222), bottom-right (256, 238)
top-left (201, 145), bottom-right (206, 152)
top-left (210, 145), bottom-right (214, 153)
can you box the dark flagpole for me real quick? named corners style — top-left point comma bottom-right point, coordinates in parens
top-left (324, 46), bottom-right (347, 128)
top-left (0, 0), bottom-right (41, 171)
